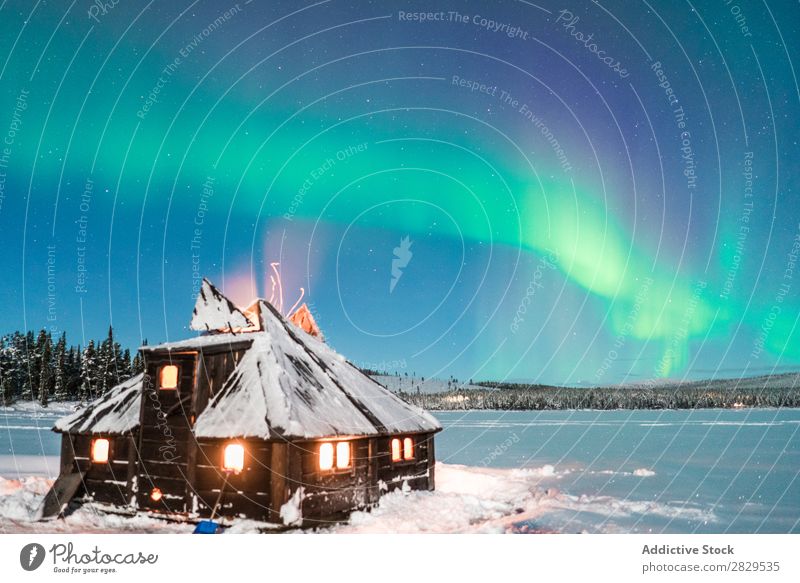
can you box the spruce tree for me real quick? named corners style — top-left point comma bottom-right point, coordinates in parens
top-left (33, 330), bottom-right (53, 402)
top-left (80, 340), bottom-right (97, 401)
top-left (121, 348), bottom-right (132, 380)
top-left (0, 336), bottom-right (11, 405)
top-left (53, 332), bottom-right (68, 400)
top-left (132, 351), bottom-right (144, 375)
top-left (38, 331), bottom-right (53, 407)
top-left (66, 347), bottom-right (82, 399)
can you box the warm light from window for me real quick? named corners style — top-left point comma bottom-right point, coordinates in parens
top-left (160, 365), bottom-right (179, 389)
top-left (91, 438), bottom-right (110, 463)
top-left (223, 443), bottom-right (245, 473)
top-left (319, 442), bottom-right (334, 470)
top-left (150, 488), bottom-right (162, 502)
top-left (391, 438), bottom-right (402, 462)
top-left (336, 442), bottom-right (351, 469)
top-left (403, 437), bottom-right (414, 460)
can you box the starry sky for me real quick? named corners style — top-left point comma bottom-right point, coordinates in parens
top-left (0, 0), bottom-right (798, 385)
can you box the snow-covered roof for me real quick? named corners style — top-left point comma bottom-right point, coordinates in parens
top-left (193, 302), bottom-right (441, 440)
top-left (190, 278), bottom-right (253, 333)
top-left (54, 373), bottom-right (143, 435)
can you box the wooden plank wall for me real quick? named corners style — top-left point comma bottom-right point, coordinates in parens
top-left (374, 432), bottom-right (435, 493)
top-left (190, 438), bottom-right (272, 521)
top-left (291, 438), bottom-right (371, 526)
top-left (63, 433), bottom-right (133, 506)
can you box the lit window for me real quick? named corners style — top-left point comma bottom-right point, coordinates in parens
top-left (319, 442), bottom-right (334, 470)
top-left (160, 365), bottom-right (179, 390)
top-left (403, 437), bottom-right (414, 460)
top-left (91, 438), bottom-right (110, 463)
top-left (336, 442), bottom-right (351, 469)
top-left (223, 443), bottom-right (245, 474)
top-left (150, 488), bottom-right (162, 502)
top-left (391, 438), bottom-right (402, 462)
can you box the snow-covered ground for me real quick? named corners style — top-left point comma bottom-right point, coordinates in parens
top-left (0, 462), bottom-right (686, 534)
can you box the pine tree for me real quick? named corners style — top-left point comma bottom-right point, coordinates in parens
top-left (121, 348), bottom-right (132, 379)
top-left (66, 347), bottom-right (82, 399)
top-left (53, 332), bottom-right (68, 400)
top-left (80, 340), bottom-right (97, 401)
top-left (132, 351), bottom-right (144, 375)
top-left (97, 325), bottom-right (123, 394)
top-left (38, 331), bottom-right (53, 407)
top-left (0, 336), bottom-right (12, 405)
top-left (22, 330), bottom-right (36, 400)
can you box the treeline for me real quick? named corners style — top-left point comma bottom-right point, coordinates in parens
top-left (0, 327), bottom-right (144, 406)
top-left (398, 384), bottom-right (800, 411)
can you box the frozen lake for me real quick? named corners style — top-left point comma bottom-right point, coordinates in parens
top-left (435, 408), bottom-right (800, 533)
top-left (1, 404), bottom-right (798, 533)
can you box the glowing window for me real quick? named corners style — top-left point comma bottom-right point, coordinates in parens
top-left (150, 488), bottom-right (162, 502)
top-left (91, 438), bottom-right (110, 463)
top-left (336, 442), bottom-right (351, 469)
top-left (319, 442), bottom-right (334, 470)
top-left (403, 437), bottom-right (414, 460)
top-left (159, 365), bottom-right (179, 390)
top-left (391, 438), bottom-right (402, 462)
top-left (223, 443), bottom-right (245, 473)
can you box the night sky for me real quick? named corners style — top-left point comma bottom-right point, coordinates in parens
top-left (1, 0), bottom-right (798, 385)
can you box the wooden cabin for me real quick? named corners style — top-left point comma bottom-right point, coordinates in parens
top-left (49, 279), bottom-right (441, 527)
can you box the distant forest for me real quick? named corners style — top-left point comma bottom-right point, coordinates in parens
top-left (396, 380), bottom-right (800, 411)
top-left (0, 327), bottom-right (143, 406)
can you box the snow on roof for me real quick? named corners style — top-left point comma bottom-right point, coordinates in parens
top-left (193, 302), bottom-right (441, 440)
top-left (140, 332), bottom-right (253, 352)
top-left (190, 278), bottom-right (253, 333)
top-left (53, 373), bottom-right (143, 435)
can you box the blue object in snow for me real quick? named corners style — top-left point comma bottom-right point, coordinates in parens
top-left (193, 520), bottom-right (221, 534)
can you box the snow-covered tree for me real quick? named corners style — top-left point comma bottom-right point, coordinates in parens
top-left (37, 330), bottom-right (53, 407)
top-left (81, 340), bottom-right (98, 401)
top-left (53, 332), bottom-right (68, 400)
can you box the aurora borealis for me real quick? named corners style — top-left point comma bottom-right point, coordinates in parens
top-left (0, 0), bottom-right (798, 385)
